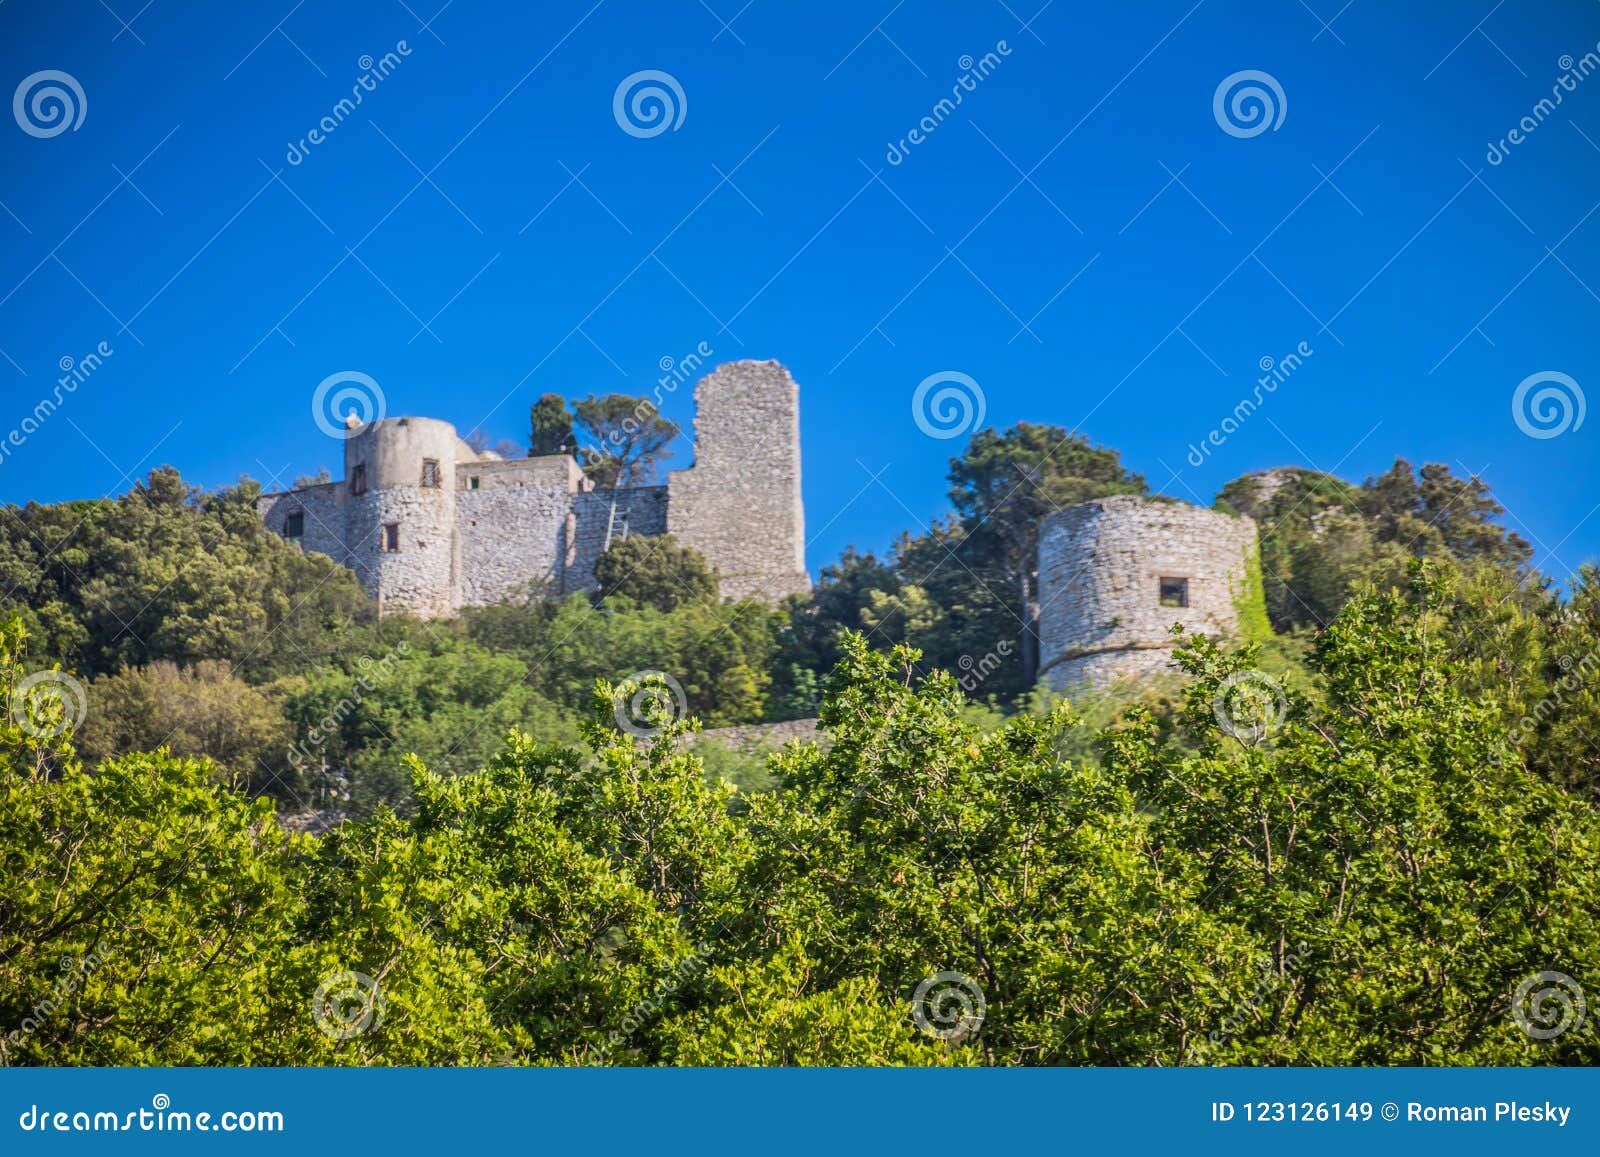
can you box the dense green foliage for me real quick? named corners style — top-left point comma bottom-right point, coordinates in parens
top-left (0, 467), bottom-right (369, 679)
top-left (3, 564), bottom-right (1596, 1065)
top-left (571, 394), bottom-right (679, 488)
top-left (4, 413), bottom-right (1590, 1068)
top-left (592, 533), bottom-right (719, 612)
top-left (1217, 460), bottom-right (1534, 632)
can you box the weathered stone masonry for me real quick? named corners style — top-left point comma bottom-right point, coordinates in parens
top-left (1037, 495), bottom-right (1262, 689)
top-left (257, 360), bottom-right (812, 617)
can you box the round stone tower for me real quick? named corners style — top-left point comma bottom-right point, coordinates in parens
top-left (1037, 495), bottom-right (1262, 689)
top-left (342, 416), bottom-right (467, 617)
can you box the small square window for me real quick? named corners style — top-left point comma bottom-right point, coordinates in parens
top-left (351, 463), bottom-right (367, 495)
top-left (1159, 577), bottom-right (1189, 608)
top-left (381, 522), bottom-right (399, 553)
top-left (421, 459), bottom-right (441, 488)
top-left (284, 511), bottom-right (304, 538)
top-left (468, 475), bottom-right (481, 490)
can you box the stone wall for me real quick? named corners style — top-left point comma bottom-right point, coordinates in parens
top-left (667, 360), bottom-right (810, 602)
top-left (363, 486), bottom-right (457, 617)
top-left (563, 485), bottom-right (669, 595)
top-left (455, 456), bottom-right (578, 606)
top-left (258, 481), bottom-right (350, 570)
top-left (1037, 496), bottom-right (1260, 690)
top-left (693, 717), bottom-right (822, 752)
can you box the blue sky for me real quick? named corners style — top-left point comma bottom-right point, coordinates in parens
top-left (1, 0), bottom-right (1596, 581)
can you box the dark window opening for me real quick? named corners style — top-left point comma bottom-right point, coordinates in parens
top-left (284, 510), bottom-right (304, 538)
top-left (1159, 577), bottom-right (1189, 608)
top-left (351, 463), bottom-right (367, 495)
top-left (421, 458), bottom-right (441, 488)
top-left (468, 475), bottom-right (481, 490)
top-left (381, 522), bottom-right (399, 553)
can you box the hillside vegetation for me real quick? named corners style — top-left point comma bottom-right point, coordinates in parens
top-left (1, 563), bottom-right (1597, 1064)
top-left (3, 414), bottom-right (1598, 1064)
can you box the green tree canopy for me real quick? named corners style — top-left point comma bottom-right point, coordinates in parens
top-left (573, 394), bottom-right (679, 488)
top-left (528, 393), bottom-right (575, 457)
top-left (593, 533), bottom-right (719, 612)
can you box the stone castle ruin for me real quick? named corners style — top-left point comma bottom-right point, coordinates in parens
top-left (1037, 496), bottom-right (1262, 689)
top-left (257, 359), bottom-right (810, 617)
top-left (259, 358), bottom-right (1264, 687)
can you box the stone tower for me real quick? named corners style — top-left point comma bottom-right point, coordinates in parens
top-left (667, 360), bottom-right (810, 601)
top-left (343, 416), bottom-right (471, 617)
top-left (1037, 496), bottom-right (1262, 689)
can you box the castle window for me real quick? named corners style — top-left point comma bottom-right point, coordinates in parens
top-left (351, 463), bottom-right (367, 495)
top-left (421, 458), bottom-right (441, 488)
top-left (1159, 577), bottom-right (1189, 608)
top-left (381, 522), bottom-right (399, 552)
top-left (468, 475), bottom-right (480, 490)
top-left (284, 510), bottom-right (304, 538)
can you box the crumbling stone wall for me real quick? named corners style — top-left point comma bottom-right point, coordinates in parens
top-left (563, 485), bottom-right (669, 595)
top-left (1038, 496), bottom-right (1260, 689)
top-left (693, 717), bottom-right (824, 752)
top-left (667, 360), bottom-right (810, 602)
